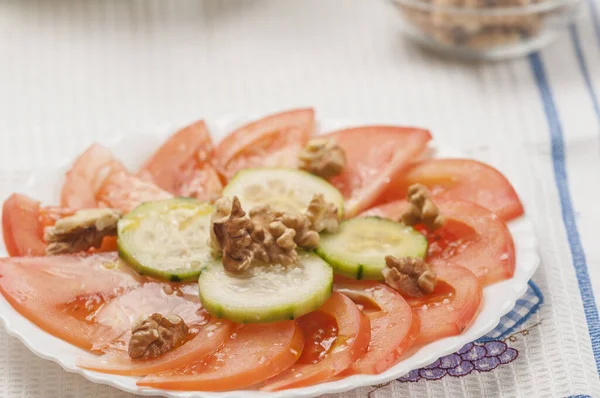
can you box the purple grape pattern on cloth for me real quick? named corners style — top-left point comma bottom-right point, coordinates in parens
top-left (398, 341), bottom-right (518, 382)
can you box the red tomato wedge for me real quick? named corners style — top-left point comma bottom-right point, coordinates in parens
top-left (334, 278), bottom-right (419, 374)
top-left (2, 193), bottom-right (46, 256)
top-left (405, 263), bottom-right (482, 345)
top-left (176, 161), bottom-right (223, 202)
top-left (0, 254), bottom-right (211, 354)
top-left (139, 321), bottom-right (303, 391)
top-left (95, 170), bottom-right (172, 213)
top-left (79, 288), bottom-right (233, 375)
top-left (262, 292), bottom-right (371, 391)
top-left (89, 282), bottom-right (210, 352)
top-left (0, 253), bottom-right (142, 350)
top-left (61, 144), bottom-right (126, 209)
top-left (325, 126), bottom-right (431, 217)
top-left (39, 206), bottom-right (77, 231)
top-left (139, 120), bottom-right (223, 201)
top-left (214, 108), bottom-right (315, 180)
top-left (376, 159), bottom-right (524, 221)
top-left (362, 199), bottom-right (516, 286)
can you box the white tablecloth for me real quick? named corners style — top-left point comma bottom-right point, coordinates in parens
top-left (0, 1), bottom-right (599, 397)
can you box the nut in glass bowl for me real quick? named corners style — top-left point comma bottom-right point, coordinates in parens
top-left (389, 0), bottom-right (583, 60)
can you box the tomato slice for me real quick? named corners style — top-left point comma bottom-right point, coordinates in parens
top-left (362, 199), bottom-right (515, 286)
top-left (61, 144), bottom-right (126, 209)
top-left (0, 254), bottom-right (214, 354)
top-left (95, 170), bottom-right (172, 213)
top-left (326, 126), bottom-right (431, 217)
top-left (262, 292), bottom-right (371, 391)
top-left (376, 159), bottom-right (524, 221)
top-left (2, 193), bottom-right (46, 257)
top-left (79, 283), bottom-right (233, 376)
top-left (214, 108), bottom-right (315, 180)
top-left (138, 321), bottom-right (303, 391)
top-left (39, 206), bottom-right (77, 231)
top-left (0, 253), bottom-right (142, 350)
top-left (334, 278), bottom-right (419, 374)
top-left (139, 120), bottom-right (222, 201)
top-left (176, 161), bottom-right (223, 202)
top-left (405, 263), bottom-right (482, 345)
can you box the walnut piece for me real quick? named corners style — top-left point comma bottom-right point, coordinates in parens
top-left (382, 255), bottom-right (437, 297)
top-left (128, 313), bottom-right (188, 360)
top-left (211, 196), bottom-right (255, 273)
top-left (401, 184), bottom-right (445, 231)
top-left (305, 193), bottom-right (340, 234)
top-left (299, 138), bottom-right (346, 179)
top-left (396, 0), bottom-right (546, 52)
top-left (209, 197), bottom-right (233, 256)
top-left (44, 208), bottom-right (122, 255)
top-left (210, 194), bottom-right (341, 272)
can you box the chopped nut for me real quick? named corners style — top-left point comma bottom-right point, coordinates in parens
top-left (209, 197), bottom-right (233, 256)
top-left (401, 184), bottom-right (445, 231)
top-left (382, 255), bottom-right (438, 297)
top-left (305, 193), bottom-right (340, 234)
top-left (249, 206), bottom-right (298, 266)
top-left (210, 194), bottom-right (342, 271)
top-left (299, 138), bottom-right (346, 179)
top-left (128, 313), bottom-right (188, 360)
top-left (396, 0), bottom-right (548, 52)
top-left (44, 208), bottom-right (122, 255)
top-left (280, 213), bottom-right (319, 249)
top-left (212, 197), bottom-right (255, 273)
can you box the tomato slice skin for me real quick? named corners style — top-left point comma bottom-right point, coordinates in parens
top-left (214, 108), bottom-right (315, 180)
top-left (61, 144), bottom-right (126, 209)
top-left (262, 292), bottom-right (371, 391)
top-left (38, 206), bottom-right (77, 231)
top-left (405, 263), bottom-right (482, 345)
top-left (362, 198), bottom-right (515, 286)
top-left (78, 282), bottom-right (234, 376)
top-left (0, 253), bottom-right (143, 350)
top-left (2, 193), bottom-right (46, 257)
top-left (325, 126), bottom-right (431, 217)
top-left (138, 321), bottom-right (303, 391)
top-left (176, 161), bottom-right (223, 202)
top-left (334, 278), bottom-right (419, 374)
top-left (95, 170), bottom-right (172, 213)
top-left (139, 120), bottom-right (222, 201)
top-left (376, 159), bottom-right (524, 221)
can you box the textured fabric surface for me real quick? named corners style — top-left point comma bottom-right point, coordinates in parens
top-left (0, 0), bottom-right (599, 397)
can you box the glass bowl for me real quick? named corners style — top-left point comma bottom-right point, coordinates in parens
top-left (389, 0), bottom-right (583, 60)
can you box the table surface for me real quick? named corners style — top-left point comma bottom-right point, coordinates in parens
top-left (0, 1), bottom-right (599, 397)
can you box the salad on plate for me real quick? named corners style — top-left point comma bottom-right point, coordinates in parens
top-left (0, 108), bottom-right (523, 393)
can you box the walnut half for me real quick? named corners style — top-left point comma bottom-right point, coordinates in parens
top-left (382, 255), bottom-right (437, 297)
top-left (401, 184), bottom-right (445, 231)
top-left (210, 194), bottom-right (341, 273)
top-left (128, 313), bottom-right (189, 360)
top-left (211, 196), bottom-right (255, 273)
top-left (44, 208), bottom-right (122, 255)
top-left (299, 138), bottom-right (346, 179)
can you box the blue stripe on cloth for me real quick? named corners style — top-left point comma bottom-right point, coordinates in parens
top-left (567, 395), bottom-right (592, 398)
top-left (529, 52), bottom-right (600, 375)
top-left (477, 281), bottom-right (543, 342)
top-left (569, 24), bottom-right (600, 123)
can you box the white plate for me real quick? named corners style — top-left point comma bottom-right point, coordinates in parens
top-left (0, 114), bottom-right (540, 398)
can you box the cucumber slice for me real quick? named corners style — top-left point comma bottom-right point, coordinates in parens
top-left (198, 252), bottom-right (333, 323)
top-left (222, 168), bottom-right (344, 216)
top-left (117, 198), bottom-right (214, 282)
top-left (316, 217), bottom-right (428, 280)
